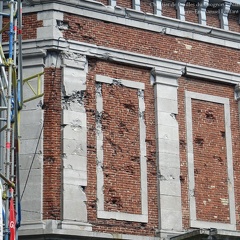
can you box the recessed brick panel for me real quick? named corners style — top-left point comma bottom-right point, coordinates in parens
top-left (192, 99), bottom-right (229, 223)
top-left (86, 60), bottom-right (157, 235)
top-left (102, 83), bottom-right (141, 214)
top-left (178, 77), bottom-right (240, 229)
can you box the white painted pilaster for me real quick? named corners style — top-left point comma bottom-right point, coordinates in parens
top-left (197, 0), bottom-right (209, 26)
top-left (60, 51), bottom-right (91, 231)
top-left (154, 0), bottom-right (162, 16)
top-left (176, 0), bottom-right (187, 21)
top-left (108, 0), bottom-right (116, 7)
top-left (152, 67), bottom-right (183, 234)
top-left (132, 0), bottom-right (141, 11)
top-left (219, 1), bottom-right (232, 30)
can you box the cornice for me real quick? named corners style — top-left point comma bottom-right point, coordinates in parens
top-left (13, 38), bottom-right (240, 85)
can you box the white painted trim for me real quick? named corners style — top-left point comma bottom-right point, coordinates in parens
top-left (96, 75), bottom-right (145, 89)
top-left (19, 220), bottom-right (159, 240)
top-left (95, 75), bottom-right (148, 223)
top-left (185, 91), bottom-right (236, 231)
top-left (19, 38), bottom-right (240, 86)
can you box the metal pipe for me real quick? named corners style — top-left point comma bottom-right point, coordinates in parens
top-left (17, 0), bottom-right (23, 109)
top-left (4, 2), bottom-right (15, 239)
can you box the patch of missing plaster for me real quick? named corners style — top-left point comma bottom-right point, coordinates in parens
top-left (123, 103), bottom-right (136, 113)
top-left (220, 131), bottom-right (225, 138)
top-left (194, 168), bottom-right (199, 174)
top-left (80, 186), bottom-right (86, 192)
top-left (139, 110), bottom-right (145, 120)
top-left (106, 196), bottom-right (123, 209)
top-left (213, 155), bottom-right (223, 164)
top-left (205, 110), bottom-right (215, 121)
top-left (106, 137), bottom-right (122, 155)
top-left (176, 39), bottom-right (192, 50)
top-left (180, 139), bottom-right (186, 149)
top-left (220, 198), bottom-right (229, 206)
top-left (96, 83), bottom-right (102, 97)
top-left (95, 111), bottom-right (102, 125)
top-left (56, 20), bottom-right (69, 30)
top-left (118, 121), bottom-right (129, 134)
top-left (112, 78), bottom-right (122, 86)
top-left (62, 90), bottom-right (85, 109)
top-left (159, 175), bottom-right (166, 181)
top-left (184, 44), bottom-right (192, 50)
top-left (138, 89), bottom-right (144, 99)
top-left (194, 137), bottom-right (204, 146)
top-left (170, 113), bottom-right (177, 119)
top-left (180, 175), bottom-right (185, 183)
top-left (130, 156), bottom-right (140, 162)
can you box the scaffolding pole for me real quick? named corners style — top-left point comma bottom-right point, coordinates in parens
top-left (0, 1), bottom-right (22, 240)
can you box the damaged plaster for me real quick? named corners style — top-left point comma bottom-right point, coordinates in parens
top-left (61, 51), bottom-right (91, 231)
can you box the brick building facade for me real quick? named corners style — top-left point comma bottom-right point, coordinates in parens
top-left (16, 0), bottom-right (240, 239)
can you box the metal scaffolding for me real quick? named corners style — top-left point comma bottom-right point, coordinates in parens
top-left (0, 1), bottom-right (23, 240)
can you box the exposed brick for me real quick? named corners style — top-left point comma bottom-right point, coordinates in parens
top-left (63, 14), bottom-right (240, 73)
top-left (43, 67), bottom-right (62, 220)
top-left (86, 60), bottom-right (158, 235)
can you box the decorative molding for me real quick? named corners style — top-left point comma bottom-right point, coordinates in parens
top-left (185, 91), bottom-right (236, 231)
top-left (61, 51), bottom-right (86, 69)
top-left (132, 0), bottom-right (140, 11)
top-left (153, 0), bottom-right (162, 16)
top-left (108, 0), bottom-right (116, 7)
top-left (197, 0), bottom-right (209, 25)
top-left (219, 1), bottom-right (232, 30)
top-left (235, 84), bottom-right (240, 101)
top-left (19, 40), bottom-right (240, 86)
top-left (176, 0), bottom-right (187, 21)
top-left (152, 69), bottom-right (182, 231)
top-left (184, 64), bottom-right (240, 84)
top-left (95, 75), bottom-right (148, 223)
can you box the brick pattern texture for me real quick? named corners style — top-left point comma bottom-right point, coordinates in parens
top-left (2, 13), bottom-right (42, 42)
top-left (43, 67), bottom-right (62, 220)
top-left (14, 0), bottom-right (240, 235)
top-left (63, 14), bottom-right (240, 74)
top-left (192, 99), bottom-right (229, 223)
top-left (86, 60), bottom-right (158, 235)
top-left (178, 77), bottom-right (240, 229)
top-left (102, 84), bottom-right (142, 214)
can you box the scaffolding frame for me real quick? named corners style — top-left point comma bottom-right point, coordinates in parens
top-left (0, 1), bottom-right (44, 239)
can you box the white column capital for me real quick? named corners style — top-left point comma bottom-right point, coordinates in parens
top-left (151, 67), bottom-right (183, 87)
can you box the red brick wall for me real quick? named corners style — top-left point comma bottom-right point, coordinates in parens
top-left (63, 14), bottom-right (240, 74)
top-left (141, 0), bottom-right (154, 15)
top-left (162, 0), bottom-right (176, 19)
top-left (102, 84), bottom-right (142, 214)
top-left (192, 99), bottom-right (229, 223)
top-left (43, 67), bottom-right (62, 220)
top-left (86, 60), bottom-right (158, 235)
top-left (178, 77), bottom-right (240, 229)
top-left (5, 13), bottom-right (42, 41)
top-left (2, 13), bottom-right (42, 42)
top-left (22, 13), bottom-right (42, 40)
